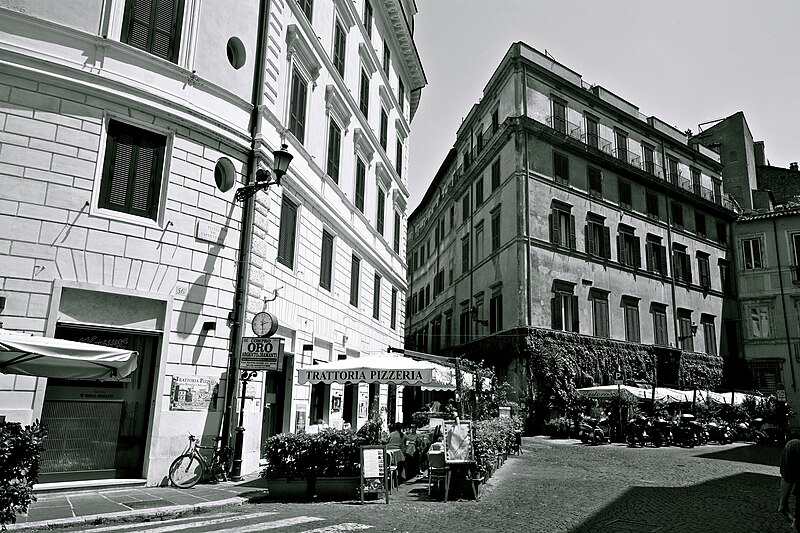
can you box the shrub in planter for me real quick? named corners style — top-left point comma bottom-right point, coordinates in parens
top-left (0, 421), bottom-right (47, 528)
top-left (544, 416), bottom-right (574, 438)
top-left (473, 418), bottom-right (519, 476)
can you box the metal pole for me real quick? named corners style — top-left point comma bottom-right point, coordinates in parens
top-left (231, 373), bottom-right (248, 481)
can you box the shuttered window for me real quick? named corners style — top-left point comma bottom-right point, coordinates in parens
top-left (277, 196), bottom-right (298, 269)
top-left (326, 119), bottom-right (341, 183)
top-left (390, 287), bottom-right (398, 329)
top-left (393, 210), bottom-right (401, 253)
top-left (121, 0), bottom-right (185, 63)
top-left (372, 273), bottom-right (381, 320)
top-left (376, 188), bottom-right (385, 236)
top-left (332, 19), bottom-right (346, 77)
top-left (355, 158), bottom-right (366, 212)
top-left (319, 230), bottom-right (334, 290)
top-left (288, 67), bottom-right (308, 144)
top-left (99, 120), bottom-right (165, 221)
top-left (349, 255), bottom-right (361, 307)
top-left (359, 69), bottom-right (370, 118)
top-left (652, 304), bottom-right (668, 346)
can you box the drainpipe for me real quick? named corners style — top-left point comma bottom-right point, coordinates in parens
top-left (773, 217), bottom-right (796, 392)
top-left (520, 61), bottom-right (532, 327)
top-left (222, 0), bottom-right (271, 477)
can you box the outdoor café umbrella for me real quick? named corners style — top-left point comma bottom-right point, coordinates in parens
top-left (0, 329), bottom-right (139, 380)
top-left (297, 355), bottom-right (457, 390)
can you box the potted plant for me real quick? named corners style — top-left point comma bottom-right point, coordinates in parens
top-left (260, 432), bottom-right (312, 500)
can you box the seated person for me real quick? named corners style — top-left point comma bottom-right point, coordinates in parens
top-left (386, 423), bottom-right (404, 448)
top-left (403, 425), bottom-right (418, 478)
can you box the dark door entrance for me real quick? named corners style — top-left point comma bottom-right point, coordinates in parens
top-left (39, 326), bottom-right (158, 482)
top-left (260, 365), bottom-right (287, 457)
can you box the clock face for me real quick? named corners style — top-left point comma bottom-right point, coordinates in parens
top-left (252, 311), bottom-right (277, 337)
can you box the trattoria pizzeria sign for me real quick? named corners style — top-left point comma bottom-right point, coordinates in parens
top-left (298, 368), bottom-right (432, 385)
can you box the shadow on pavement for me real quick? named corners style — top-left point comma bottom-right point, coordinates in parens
top-left (571, 472), bottom-right (787, 533)
top-left (697, 443), bottom-right (783, 468)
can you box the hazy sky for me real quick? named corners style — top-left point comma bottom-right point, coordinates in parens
top-left (407, 0), bottom-right (800, 212)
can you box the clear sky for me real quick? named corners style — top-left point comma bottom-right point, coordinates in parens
top-left (407, 0), bottom-right (800, 212)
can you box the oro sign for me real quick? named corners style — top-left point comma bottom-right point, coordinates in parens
top-left (240, 337), bottom-right (284, 371)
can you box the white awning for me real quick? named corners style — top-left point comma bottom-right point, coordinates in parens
top-left (0, 329), bottom-right (139, 380)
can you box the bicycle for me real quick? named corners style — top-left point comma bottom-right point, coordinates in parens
top-left (169, 433), bottom-right (232, 488)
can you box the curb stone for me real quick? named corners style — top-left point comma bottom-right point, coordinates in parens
top-left (7, 493), bottom-right (267, 532)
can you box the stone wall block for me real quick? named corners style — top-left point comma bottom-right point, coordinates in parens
top-left (124, 236), bottom-right (161, 263)
top-left (29, 138), bottom-right (79, 157)
top-left (0, 130), bottom-right (31, 147)
top-left (0, 214), bottom-right (41, 243)
top-left (38, 83), bottom-right (87, 103)
top-left (24, 167), bottom-right (74, 187)
top-left (1, 144), bottom-right (52, 170)
top-left (51, 152), bottom-right (96, 178)
top-left (109, 220), bottom-right (146, 238)
top-left (10, 241), bottom-right (57, 261)
top-left (34, 110), bottom-right (83, 129)
top-left (83, 251), bottom-right (105, 285)
top-left (45, 182), bottom-right (92, 211)
top-left (0, 174), bottom-right (47, 203)
top-left (60, 100), bottom-right (103, 120)
top-left (0, 255), bottom-right (35, 278)
top-left (55, 125), bottom-right (100, 151)
top-left (9, 88), bottom-right (60, 113)
top-left (40, 221), bottom-right (88, 249)
top-left (5, 115), bottom-right (57, 140)
top-left (85, 229), bottom-right (126, 256)
top-left (26, 293), bottom-right (51, 318)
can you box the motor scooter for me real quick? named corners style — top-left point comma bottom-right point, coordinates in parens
top-left (651, 418), bottom-right (673, 447)
top-left (626, 416), bottom-right (651, 447)
top-left (580, 417), bottom-right (611, 445)
top-left (706, 421), bottom-right (732, 444)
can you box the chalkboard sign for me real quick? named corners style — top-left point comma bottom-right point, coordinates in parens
top-left (360, 445), bottom-right (389, 504)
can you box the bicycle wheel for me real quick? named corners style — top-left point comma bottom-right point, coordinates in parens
top-left (169, 454), bottom-right (204, 488)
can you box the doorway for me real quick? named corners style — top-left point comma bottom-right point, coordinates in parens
top-left (39, 325), bottom-right (158, 482)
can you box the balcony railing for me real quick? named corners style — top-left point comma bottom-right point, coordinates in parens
top-left (641, 160), bottom-right (664, 179)
top-left (678, 176), bottom-right (694, 193)
top-left (699, 185), bottom-right (714, 202)
top-left (547, 116), bottom-right (582, 140)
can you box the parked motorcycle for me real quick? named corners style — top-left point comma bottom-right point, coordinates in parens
top-left (706, 421), bottom-right (732, 444)
top-left (580, 417), bottom-right (610, 445)
top-left (752, 418), bottom-right (787, 445)
top-left (651, 418), bottom-right (673, 447)
top-left (731, 421), bottom-right (755, 442)
top-left (673, 414), bottom-right (699, 448)
top-left (627, 416), bottom-right (651, 447)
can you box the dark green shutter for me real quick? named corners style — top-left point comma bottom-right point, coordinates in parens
top-left (320, 230), bottom-right (333, 290)
top-left (277, 197), bottom-right (297, 269)
top-left (289, 69), bottom-right (307, 143)
top-left (121, 0), bottom-right (184, 63)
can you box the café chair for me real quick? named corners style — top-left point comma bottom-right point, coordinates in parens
top-left (427, 450), bottom-right (450, 500)
top-left (386, 450), bottom-right (400, 492)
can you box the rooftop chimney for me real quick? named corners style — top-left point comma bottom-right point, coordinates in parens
top-left (790, 162), bottom-right (798, 172)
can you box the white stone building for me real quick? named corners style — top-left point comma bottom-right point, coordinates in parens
top-left (0, 0), bottom-right (423, 486)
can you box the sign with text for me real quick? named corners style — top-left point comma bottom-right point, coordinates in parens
top-left (240, 337), bottom-right (284, 371)
top-left (170, 376), bottom-right (219, 411)
top-left (360, 445), bottom-right (389, 504)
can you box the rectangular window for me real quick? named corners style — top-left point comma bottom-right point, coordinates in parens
top-left (713, 179), bottom-right (722, 204)
top-left (742, 237), bottom-right (764, 269)
top-left (121, 0), bottom-right (185, 63)
top-left (449, 205), bottom-right (455, 230)
top-left (617, 226), bottom-right (641, 268)
top-left (646, 234), bottom-right (668, 276)
top-left (553, 152), bottom-right (569, 185)
top-left (398, 78), bottom-right (405, 115)
top-left (615, 130), bottom-right (628, 162)
top-left (671, 202), bottom-right (684, 229)
top-left (588, 166), bottom-right (602, 198)
top-left (393, 210), bottom-right (401, 253)
top-left (491, 159), bottom-right (501, 191)
top-left (99, 120), bottom-right (165, 221)
top-left (461, 234), bottom-right (470, 274)
top-left (678, 310), bottom-right (694, 351)
top-left (652, 304), bottom-right (668, 346)
top-left (382, 41), bottom-right (390, 77)
top-left (491, 208), bottom-right (501, 252)
top-left (430, 317), bottom-right (441, 352)
top-left (695, 211), bottom-right (707, 237)
top-left (623, 298), bottom-right (640, 342)
top-left (793, 233), bottom-right (800, 282)
top-left (585, 115), bottom-right (599, 149)
top-left (673, 244), bottom-right (692, 284)
top-left (642, 144), bottom-right (655, 174)
top-left (372, 273), bottom-right (381, 320)
top-left (668, 157), bottom-right (680, 184)
top-left (363, 0), bottom-right (373, 38)
top-left (591, 292), bottom-right (609, 338)
top-left (719, 259), bottom-right (733, 295)
top-left (475, 177), bottom-right (484, 207)
top-left (552, 100), bottom-right (566, 133)
top-left (549, 202), bottom-right (576, 249)
top-left (459, 306), bottom-right (470, 344)
top-left (326, 119), bottom-right (341, 183)
top-left (298, 0), bottom-right (313, 20)
top-left (355, 157), bottom-right (366, 213)
top-left (349, 254), bottom-right (361, 306)
top-left (618, 180), bottom-right (632, 210)
top-left (359, 69), bottom-right (370, 118)
top-left (332, 19), bottom-right (346, 77)
top-left (474, 222), bottom-right (484, 264)
top-left (697, 252), bottom-right (711, 289)
top-left (489, 292), bottom-right (503, 333)
top-left (691, 167), bottom-right (701, 195)
top-left (751, 361), bottom-right (781, 394)
top-left (476, 130), bottom-right (484, 152)
top-left (288, 67), bottom-right (308, 143)
top-left (376, 188), bottom-right (385, 236)
top-left (379, 107), bottom-right (388, 150)
top-left (646, 192), bottom-right (660, 220)
top-left (552, 284), bottom-right (579, 332)
top-left (716, 220), bottom-right (728, 246)
top-left (702, 315), bottom-right (717, 355)
top-left (444, 312), bottom-right (453, 348)
top-left (749, 305), bottom-right (771, 338)
top-left (492, 109), bottom-right (499, 133)
top-left (462, 193), bottom-right (470, 222)
top-left (277, 196), bottom-right (298, 269)
top-left (390, 287), bottom-right (398, 329)
top-left (586, 214), bottom-right (611, 259)
top-left (395, 139), bottom-right (403, 177)
top-left (319, 230), bottom-right (334, 290)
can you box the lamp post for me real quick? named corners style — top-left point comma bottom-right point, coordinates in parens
top-left (225, 144), bottom-right (293, 482)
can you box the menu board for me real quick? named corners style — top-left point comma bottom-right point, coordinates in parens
top-left (360, 445), bottom-right (389, 504)
top-left (443, 419), bottom-right (474, 463)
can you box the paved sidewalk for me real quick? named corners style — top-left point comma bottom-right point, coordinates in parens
top-left (9, 474), bottom-right (270, 531)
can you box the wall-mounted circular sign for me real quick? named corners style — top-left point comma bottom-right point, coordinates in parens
top-left (252, 311), bottom-right (279, 338)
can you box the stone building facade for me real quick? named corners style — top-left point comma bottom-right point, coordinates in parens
top-left (405, 42), bottom-right (738, 411)
top-left (0, 0), bottom-right (423, 485)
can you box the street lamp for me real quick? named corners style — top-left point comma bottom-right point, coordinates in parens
top-left (678, 323), bottom-right (699, 341)
top-left (234, 144), bottom-right (294, 202)
top-left (226, 143), bottom-right (293, 482)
